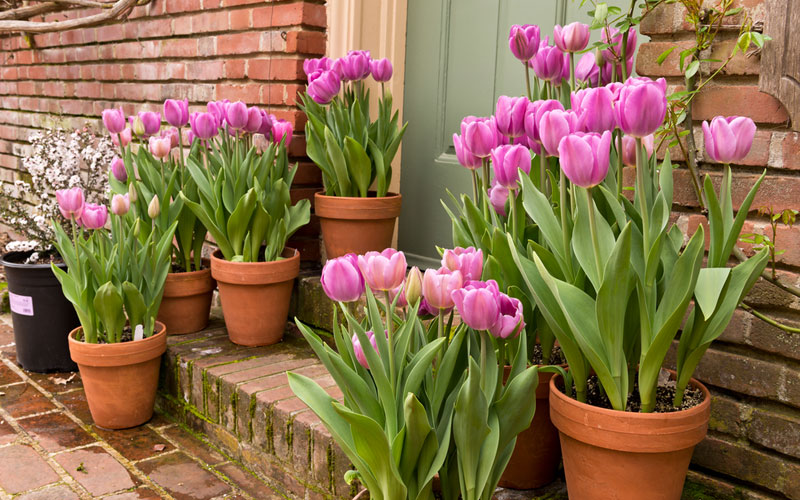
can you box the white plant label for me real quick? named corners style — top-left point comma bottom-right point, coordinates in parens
top-left (134, 324), bottom-right (144, 341)
top-left (9, 293), bottom-right (34, 316)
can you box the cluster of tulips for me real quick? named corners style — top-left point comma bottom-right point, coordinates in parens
top-left (319, 246), bottom-right (525, 368)
top-left (100, 98), bottom-right (294, 160)
top-left (303, 50), bottom-right (394, 104)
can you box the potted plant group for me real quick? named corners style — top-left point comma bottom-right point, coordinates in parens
top-left (0, 126), bottom-right (115, 372)
top-left (290, 248), bottom-right (543, 500)
top-left (102, 104), bottom-right (215, 335)
top-left (300, 51), bottom-right (407, 259)
top-left (50, 186), bottom-right (177, 429)
top-left (180, 101), bottom-right (310, 346)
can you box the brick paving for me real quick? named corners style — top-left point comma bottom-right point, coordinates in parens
top-left (0, 317), bottom-right (283, 500)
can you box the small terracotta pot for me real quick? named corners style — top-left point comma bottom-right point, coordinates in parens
top-left (499, 365), bottom-right (567, 489)
top-left (314, 192), bottom-right (402, 259)
top-left (68, 323), bottom-right (167, 429)
top-left (157, 262), bottom-right (216, 335)
top-left (549, 373), bottom-right (711, 500)
top-left (210, 248), bottom-right (299, 346)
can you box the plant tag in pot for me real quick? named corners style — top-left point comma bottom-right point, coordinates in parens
top-left (134, 324), bottom-right (144, 342)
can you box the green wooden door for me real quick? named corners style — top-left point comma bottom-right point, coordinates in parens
top-left (399, 0), bottom-right (627, 267)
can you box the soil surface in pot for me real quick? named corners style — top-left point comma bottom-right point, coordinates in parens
top-left (75, 326), bottom-right (159, 344)
top-left (530, 344), bottom-right (567, 365)
top-left (564, 374), bottom-right (704, 413)
top-left (2, 249), bottom-right (64, 266)
top-left (170, 263), bottom-right (209, 273)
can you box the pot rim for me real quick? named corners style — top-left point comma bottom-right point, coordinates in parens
top-left (314, 191), bottom-right (403, 220)
top-left (0, 251), bottom-right (66, 270)
top-left (210, 247), bottom-right (300, 284)
top-left (68, 321), bottom-right (167, 367)
top-left (549, 371), bottom-right (710, 420)
top-left (314, 190), bottom-right (402, 201)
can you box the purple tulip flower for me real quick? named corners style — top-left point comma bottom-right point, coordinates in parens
top-left (102, 107), bottom-right (126, 134)
top-left (271, 119), bottom-right (293, 148)
top-left (488, 181), bottom-right (510, 216)
top-left (572, 87), bottom-right (616, 133)
top-left (308, 70), bottom-right (341, 104)
top-left (243, 106), bottom-right (263, 134)
top-left (224, 101), bottom-right (248, 130)
top-left (190, 112), bottom-right (218, 141)
top-left (553, 22), bottom-right (590, 53)
top-left (137, 111), bottom-right (161, 136)
top-left (495, 96), bottom-right (529, 139)
top-left (702, 116), bottom-right (756, 164)
top-left (489, 293), bottom-right (525, 339)
top-left (339, 50), bottom-right (371, 81)
top-left (370, 58), bottom-right (393, 82)
top-left (453, 133), bottom-right (482, 169)
top-left (539, 109), bottom-right (580, 157)
top-left (532, 39), bottom-right (567, 83)
top-left (463, 116), bottom-right (500, 158)
top-left (164, 99), bottom-right (189, 128)
top-left (558, 131), bottom-right (612, 188)
top-left (452, 280), bottom-right (501, 331)
top-left (575, 52), bottom-right (600, 86)
top-left (620, 134), bottom-right (654, 167)
top-left (352, 330), bottom-right (379, 370)
top-left (258, 110), bottom-right (274, 139)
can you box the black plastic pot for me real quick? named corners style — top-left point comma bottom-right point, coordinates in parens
top-left (0, 251), bottom-right (78, 372)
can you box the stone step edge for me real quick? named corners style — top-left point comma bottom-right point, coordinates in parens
top-left (157, 318), bottom-right (357, 500)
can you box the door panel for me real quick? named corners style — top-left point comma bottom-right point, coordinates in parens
top-left (399, 0), bottom-right (626, 267)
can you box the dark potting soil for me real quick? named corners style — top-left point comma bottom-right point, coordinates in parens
top-left (531, 344), bottom-right (567, 366)
top-left (4, 250), bottom-right (64, 266)
top-left (573, 374), bottom-right (704, 413)
top-left (80, 325), bottom-right (158, 344)
top-left (170, 263), bottom-right (209, 273)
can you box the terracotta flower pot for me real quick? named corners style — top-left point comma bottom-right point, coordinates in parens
top-left (549, 373), bottom-right (711, 500)
top-left (210, 248), bottom-right (299, 346)
top-left (499, 365), bottom-right (567, 489)
top-left (314, 192), bottom-right (402, 259)
top-left (68, 323), bottom-right (167, 429)
top-left (157, 262), bottom-right (215, 335)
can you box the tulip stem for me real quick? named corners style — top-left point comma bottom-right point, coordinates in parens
top-left (524, 63), bottom-right (532, 101)
top-left (636, 137), bottom-right (650, 250)
top-left (481, 158), bottom-right (491, 220)
top-left (479, 330), bottom-right (487, 392)
top-left (615, 130), bottom-right (624, 201)
top-left (496, 340), bottom-right (505, 398)
top-left (569, 53), bottom-right (576, 91)
top-left (559, 168), bottom-right (573, 280)
top-left (384, 291), bottom-right (396, 390)
top-left (471, 169), bottom-right (479, 204)
top-left (509, 190), bottom-right (518, 241)
top-left (586, 187), bottom-right (604, 283)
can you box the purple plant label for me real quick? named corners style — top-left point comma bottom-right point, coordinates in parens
top-left (9, 292), bottom-right (34, 316)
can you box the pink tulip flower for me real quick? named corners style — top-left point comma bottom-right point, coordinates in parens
top-left (111, 127), bottom-right (132, 148)
top-left (190, 112), bottom-right (218, 140)
top-left (164, 99), bottom-right (189, 128)
top-left (558, 131), bottom-right (612, 188)
top-left (357, 249), bottom-right (407, 292)
top-left (601, 27), bottom-right (637, 65)
top-left (495, 96), bottom-right (530, 139)
top-left (488, 182), bottom-right (510, 216)
top-left (554, 22), bottom-right (590, 53)
top-left (370, 58), bottom-right (393, 82)
top-left (102, 107), bottom-right (126, 134)
top-left (163, 127), bottom-right (179, 149)
top-left (702, 116), bottom-right (756, 164)
top-left (271, 119), bottom-right (293, 148)
top-left (56, 187), bottom-right (85, 220)
top-left (339, 50), bottom-right (371, 81)
top-left (352, 330), bottom-right (379, 370)
top-left (207, 101), bottom-right (227, 128)
top-left (539, 109), bottom-right (580, 157)
top-left (137, 111), bottom-right (161, 136)
top-left (572, 87), bottom-right (616, 133)
top-left (452, 280), bottom-right (501, 331)
top-left (524, 100), bottom-right (564, 145)
top-left (258, 110), bottom-right (274, 139)
top-left (225, 101), bottom-right (248, 130)
top-left (615, 77), bottom-right (667, 138)
top-left (489, 293), bottom-right (525, 339)
top-left (491, 144), bottom-right (531, 190)
top-left (453, 133), bottom-right (482, 169)
top-left (149, 135), bottom-right (172, 159)
top-left (321, 254), bottom-right (364, 303)
top-left (308, 70), bottom-right (341, 105)
top-left (463, 116), bottom-right (500, 158)
top-left (620, 134), bottom-right (654, 167)
top-left (532, 40), bottom-right (567, 83)
top-left (111, 157), bottom-right (127, 182)
top-left (110, 193), bottom-right (130, 216)
top-left (243, 107), bottom-right (263, 134)
top-left (79, 202), bottom-right (108, 230)
top-left (422, 267), bottom-right (463, 310)
top-left (304, 57), bottom-right (333, 78)
top-left (508, 24), bottom-right (540, 62)
top-left (575, 52), bottom-right (600, 86)
top-left (442, 247), bottom-right (483, 282)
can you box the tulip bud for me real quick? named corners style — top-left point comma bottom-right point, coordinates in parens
top-left (102, 107), bottom-right (126, 134)
top-left (320, 254), bottom-right (364, 302)
top-left (405, 267), bottom-right (422, 306)
top-left (148, 195), bottom-right (160, 219)
top-left (224, 101), bottom-right (248, 130)
top-left (553, 22), bottom-right (591, 53)
top-left (132, 218), bottom-right (141, 237)
top-left (491, 144), bottom-right (532, 190)
top-left (452, 280), bottom-right (501, 331)
top-left (111, 193), bottom-right (130, 216)
top-left (370, 58), bottom-right (393, 82)
top-left (131, 116), bottom-right (146, 137)
top-left (137, 111), bottom-right (162, 136)
top-left (244, 106), bottom-right (263, 134)
top-left (111, 157), bottom-right (127, 182)
top-left (558, 131), bottom-right (612, 188)
top-left (148, 135), bottom-right (172, 159)
top-left (128, 181), bottom-right (138, 203)
top-left (163, 98), bottom-right (189, 128)
top-left (55, 187), bottom-right (85, 220)
top-left (422, 267), bottom-right (463, 310)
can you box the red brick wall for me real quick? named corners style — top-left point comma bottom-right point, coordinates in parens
top-left (0, 0), bottom-right (324, 261)
top-left (639, 2), bottom-right (800, 498)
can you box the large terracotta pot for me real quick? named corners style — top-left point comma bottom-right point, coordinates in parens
top-left (549, 373), bottom-right (711, 500)
top-left (157, 263), bottom-right (215, 335)
top-left (210, 248), bottom-right (299, 346)
top-left (314, 192), bottom-right (402, 259)
top-left (499, 365), bottom-right (566, 489)
top-left (68, 323), bottom-right (166, 429)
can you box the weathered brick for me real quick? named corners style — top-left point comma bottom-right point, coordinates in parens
top-left (692, 85), bottom-right (789, 124)
top-left (748, 407), bottom-right (800, 459)
top-left (691, 347), bottom-right (782, 399)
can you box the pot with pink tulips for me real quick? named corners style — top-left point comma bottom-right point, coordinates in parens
top-left (300, 52), bottom-right (408, 259)
top-left (445, 15), bottom-right (767, 500)
top-left (289, 247), bottom-right (547, 500)
top-left (50, 185), bottom-right (177, 429)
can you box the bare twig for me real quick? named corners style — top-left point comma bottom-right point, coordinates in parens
top-left (733, 246), bottom-right (800, 298)
top-left (741, 303), bottom-right (800, 334)
top-left (0, 0), bottom-right (143, 33)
